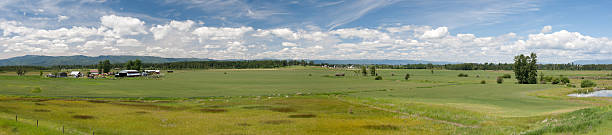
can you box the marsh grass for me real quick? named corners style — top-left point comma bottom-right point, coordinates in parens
top-left (524, 106), bottom-right (612, 135)
top-left (261, 120), bottom-right (293, 125)
top-left (362, 124), bottom-right (400, 130)
top-left (33, 109), bottom-right (51, 112)
top-left (269, 107), bottom-right (297, 113)
top-left (72, 115), bottom-right (94, 119)
top-left (200, 108), bottom-right (228, 113)
top-left (288, 114), bottom-right (316, 118)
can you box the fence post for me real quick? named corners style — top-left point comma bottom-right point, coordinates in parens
top-left (36, 120), bottom-right (38, 127)
top-left (62, 125), bottom-right (64, 134)
top-left (15, 115), bottom-right (17, 122)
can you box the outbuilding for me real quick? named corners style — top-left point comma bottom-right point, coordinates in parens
top-left (116, 70), bottom-right (141, 77)
top-left (90, 69), bottom-right (99, 75)
top-left (70, 71), bottom-right (82, 77)
top-left (144, 70), bottom-right (160, 74)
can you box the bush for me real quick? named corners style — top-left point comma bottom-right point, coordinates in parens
top-left (374, 76), bottom-right (383, 80)
top-left (457, 73), bottom-right (468, 77)
top-left (496, 77), bottom-right (503, 84)
top-left (552, 78), bottom-right (560, 84)
top-left (404, 74), bottom-right (410, 80)
top-left (566, 84), bottom-right (576, 88)
top-left (581, 80), bottom-right (597, 88)
top-left (502, 74), bottom-right (511, 78)
top-left (560, 77), bottom-right (570, 84)
top-left (480, 80), bottom-right (486, 84)
top-left (30, 87), bottom-right (42, 93)
top-left (544, 76), bottom-right (553, 82)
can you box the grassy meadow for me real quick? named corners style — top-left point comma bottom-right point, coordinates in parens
top-left (0, 66), bottom-right (611, 134)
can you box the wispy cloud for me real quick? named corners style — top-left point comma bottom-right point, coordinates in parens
top-left (326, 0), bottom-right (399, 30)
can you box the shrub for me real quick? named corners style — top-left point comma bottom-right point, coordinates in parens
top-left (581, 80), bottom-right (597, 88)
top-left (544, 76), bottom-right (553, 82)
top-left (496, 77), bottom-right (503, 84)
top-left (30, 87), bottom-right (42, 93)
top-left (404, 74), bottom-right (410, 80)
top-left (566, 84), bottom-right (576, 88)
top-left (560, 77), bottom-right (570, 84)
top-left (374, 76), bottom-right (383, 80)
top-left (502, 74), bottom-right (511, 78)
top-left (457, 73), bottom-right (468, 77)
top-left (551, 78), bottom-right (560, 84)
top-left (480, 80), bottom-right (486, 84)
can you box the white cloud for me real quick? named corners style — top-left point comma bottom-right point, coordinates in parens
top-left (57, 15), bottom-right (69, 22)
top-left (541, 25), bottom-right (552, 33)
top-left (281, 42), bottom-right (298, 47)
top-left (192, 26), bottom-right (253, 41)
top-left (116, 38), bottom-right (142, 46)
top-left (100, 15), bottom-right (148, 37)
top-left (420, 27), bottom-right (449, 39)
top-left (1, 13), bottom-right (611, 63)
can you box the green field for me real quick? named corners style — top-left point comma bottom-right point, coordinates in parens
top-left (0, 67), bottom-right (611, 134)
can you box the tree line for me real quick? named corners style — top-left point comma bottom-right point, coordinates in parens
top-left (5, 59), bottom-right (612, 72)
top-left (0, 60), bottom-right (316, 72)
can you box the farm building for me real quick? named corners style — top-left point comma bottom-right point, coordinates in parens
top-left (90, 69), bottom-right (99, 75)
top-left (70, 71), bottom-right (82, 77)
top-left (144, 70), bottom-right (160, 74)
top-left (116, 70), bottom-right (141, 77)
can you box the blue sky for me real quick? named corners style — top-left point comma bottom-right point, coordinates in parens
top-left (0, 0), bottom-right (611, 63)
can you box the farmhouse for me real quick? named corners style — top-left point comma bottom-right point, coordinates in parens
top-left (116, 70), bottom-right (141, 77)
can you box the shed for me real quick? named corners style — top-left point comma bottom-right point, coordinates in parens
top-left (115, 70), bottom-right (141, 77)
top-left (144, 70), bottom-right (160, 74)
top-left (70, 71), bottom-right (81, 76)
top-left (90, 69), bottom-right (99, 75)
top-left (58, 72), bottom-right (68, 77)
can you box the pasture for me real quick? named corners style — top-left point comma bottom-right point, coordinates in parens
top-left (0, 67), bottom-right (611, 134)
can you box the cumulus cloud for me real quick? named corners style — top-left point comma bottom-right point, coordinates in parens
top-left (420, 27), bottom-right (449, 39)
top-left (57, 15), bottom-right (69, 22)
top-left (0, 13), bottom-right (610, 63)
top-left (541, 25), bottom-right (552, 33)
top-left (100, 15), bottom-right (148, 37)
top-left (281, 42), bottom-right (298, 47)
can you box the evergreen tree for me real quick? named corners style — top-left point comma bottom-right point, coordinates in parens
top-left (97, 61), bottom-right (103, 74)
top-left (103, 60), bottom-right (111, 73)
top-left (361, 66), bottom-right (367, 76)
top-left (134, 59), bottom-right (142, 71)
top-left (370, 66), bottom-right (376, 76)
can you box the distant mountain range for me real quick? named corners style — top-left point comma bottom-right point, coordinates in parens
top-left (0, 55), bottom-right (211, 66)
top-left (572, 59), bottom-right (612, 65)
top-left (312, 59), bottom-right (456, 65)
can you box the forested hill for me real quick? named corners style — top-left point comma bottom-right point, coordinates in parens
top-left (0, 55), bottom-right (210, 66)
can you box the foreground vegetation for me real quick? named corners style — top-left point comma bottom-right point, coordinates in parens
top-left (0, 67), bottom-right (611, 134)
